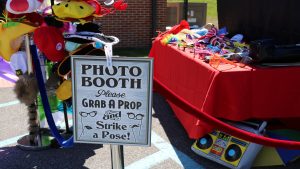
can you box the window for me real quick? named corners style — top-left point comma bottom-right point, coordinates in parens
top-left (166, 0), bottom-right (218, 28)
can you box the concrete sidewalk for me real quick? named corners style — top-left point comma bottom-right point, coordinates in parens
top-left (1, 85), bottom-right (300, 169)
top-left (0, 73), bottom-right (16, 88)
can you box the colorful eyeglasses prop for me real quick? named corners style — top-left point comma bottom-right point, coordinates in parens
top-left (198, 26), bottom-right (227, 47)
top-left (177, 34), bottom-right (196, 51)
top-left (177, 40), bottom-right (195, 52)
top-left (194, 48), bottom-right (212, 59)
top-left (157, 20), bottom-right (190, 41)
top-left (160, 34), bottom-right (179, 45)
top-left (209, 53), bottom-right (237, 69)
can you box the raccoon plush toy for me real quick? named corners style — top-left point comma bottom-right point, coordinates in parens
top-left (14, 73), bottom-right (39, 144)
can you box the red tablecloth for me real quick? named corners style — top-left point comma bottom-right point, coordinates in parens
top-left (149, 40), bottom-right (300, 139)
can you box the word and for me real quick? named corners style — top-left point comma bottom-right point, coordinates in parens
top-left (103, 110), bottom-right (121, 120)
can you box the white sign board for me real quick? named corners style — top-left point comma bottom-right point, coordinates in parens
top-left (72, 56), bottom-right (153, 146)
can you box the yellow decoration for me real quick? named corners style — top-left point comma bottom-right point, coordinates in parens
top-left (253, 146), bottom-right (284, 167)
top-left (52, 1), bottom-right (95, 19)
top-left (56, 80), bottom-right (72, 101)
top-left (0, 22), bottom-right (36, 61)
top-left (176, 29), bottom-right (197, 40)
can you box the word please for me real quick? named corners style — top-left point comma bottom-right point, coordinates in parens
top-left (95, 89), bottom-right (126, 98)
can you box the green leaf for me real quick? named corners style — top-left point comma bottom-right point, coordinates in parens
top-left (3, 22), bottom-right (19, 28)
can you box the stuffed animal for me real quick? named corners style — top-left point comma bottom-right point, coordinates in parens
top-left (6, 0), bottom-right (44, 14)
top-left (14, 73), bottom-right (39, 144)
top-left (0, 21), bottom-right (36, 61)
top-left (14, 74), bottom-right (38, 106)
top-left (52, 1), bottom-right (96, 20)
top-left (52, 0), bottom-right (128, 22)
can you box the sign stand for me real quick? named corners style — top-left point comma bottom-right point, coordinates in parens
top-left (111, 145), bottom-right (124, 169)
top-left (72, 56), bottom-right (153, 168)
top-left (63, 102), bottom-right (71, 133)
top-left (17, 34), bottom-right (52, 151)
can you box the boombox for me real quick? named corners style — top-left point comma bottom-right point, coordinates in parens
top-left (192, 121), bottom-right (267, 169)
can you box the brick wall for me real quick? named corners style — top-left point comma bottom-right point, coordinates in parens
top-left (156, 0), bottom-right (167, 34)
top-left (95, 0), bottom-right (167, 48)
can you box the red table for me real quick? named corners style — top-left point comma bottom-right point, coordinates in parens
top-left (149, 40), bottom-right (300, 139)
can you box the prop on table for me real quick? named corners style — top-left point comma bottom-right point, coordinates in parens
top-left (158, 20), bottom-right (190, 41)
top-left (160, 21), bottom-right (253, 69)
top-left (208, 53), bottom-right (237, 69)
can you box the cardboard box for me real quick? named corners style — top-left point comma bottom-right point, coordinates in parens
top-left (217, 0), bottom-right (300, 44)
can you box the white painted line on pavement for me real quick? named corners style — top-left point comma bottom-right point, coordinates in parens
top-left (0, 122), bottom-right (203, 168)
top-left (0, 134), bottom-right (26, 148)
top-left (0, 100), bottom-right (20, 108)
top-left (126, 131), bottom-right (204, 169)
top-left (0, 118), bottom-right (72, 149)
top-left (151, 132), bottom-right (204, 169)
top-left (126, 151), bottom-right (170, 169)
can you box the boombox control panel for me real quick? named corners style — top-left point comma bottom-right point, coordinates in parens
top-left (192, 121), bottom-right (267, 169)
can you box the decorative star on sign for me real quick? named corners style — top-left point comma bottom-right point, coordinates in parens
top-left (0, 22), bottom-right (36, 61)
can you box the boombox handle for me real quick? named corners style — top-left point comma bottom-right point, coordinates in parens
top-left (226, 120), bottom-right (268, 134)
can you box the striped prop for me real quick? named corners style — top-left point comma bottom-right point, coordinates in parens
top-left (208, 27), bottom-right (227, 46)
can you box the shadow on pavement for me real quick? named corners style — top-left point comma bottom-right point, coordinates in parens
top-left (152, 92), bottom-right (300, 169)
top-left (0, 143), bottom-right (102, 169)
top-left (152, 92), bottom-right (223, 169)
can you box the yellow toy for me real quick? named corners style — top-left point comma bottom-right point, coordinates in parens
top-left (0, 21), bottom-right (36, 61)
top-left (56, 80), bottom-right (72, 101)
top-left (52, 1), bottom-right (95, 20)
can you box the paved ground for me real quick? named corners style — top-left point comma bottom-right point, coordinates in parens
top-left (1, 74), bottom-right (300, 169)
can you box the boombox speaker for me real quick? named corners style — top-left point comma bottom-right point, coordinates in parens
top-left (192, 121), bottom-right (267, 169)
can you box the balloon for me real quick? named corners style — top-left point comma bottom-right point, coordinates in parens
top-left (0, 57), bottom-right (14, 74)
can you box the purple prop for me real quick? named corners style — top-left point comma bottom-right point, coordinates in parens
top-left (0, 73), bottom-right (17, 83)
top-left (0, 57), bottom-right (14, 75)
